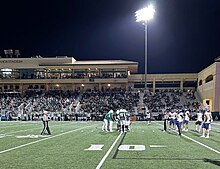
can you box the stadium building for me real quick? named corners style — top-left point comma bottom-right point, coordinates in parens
top-left (0, 56), bottom-right (219, 113)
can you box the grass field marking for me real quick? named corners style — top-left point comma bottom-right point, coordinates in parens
top-left (113, 132), bottom-right (127, 159)
top-left (84, 144), bottom-right (104, 151)
top-left (0, 122), bottom-right (87, 136)
top-left (118, 145), bottom-right (145, 151)
top-left (0, 124), bottom-right (97, 155)
top-left (154, 121), bottom-right (220, 155)
top-left (212, 123), bottom-right (220, 126)
top-left (181, 134), bottom-right (220, 155)
top-left (0, 123), bottom-right (39, 128)
top-left (96, 132), bottom-right (123, 169)
top-left (149, 145), bottom-right (167, 148)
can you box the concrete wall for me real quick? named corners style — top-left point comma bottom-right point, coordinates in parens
top-left (197, 63), bottom-right (217, 111)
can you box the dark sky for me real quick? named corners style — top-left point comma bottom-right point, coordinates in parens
top-left (0, 0), bottom-right (220, 74)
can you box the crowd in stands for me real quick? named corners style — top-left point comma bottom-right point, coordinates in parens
top-left (0, 88), bottom-right (203, 121)
top-left (143, 89), bottom-right (199, 114)
top-left (79, 88), bottom-right (139, 116)
top-left (0, 90), bottom-right (80, 121)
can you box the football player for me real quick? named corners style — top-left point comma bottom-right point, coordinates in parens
top-left (125, 111), bottom-right (131, 131)
top-left (119, 109), bottom-right (126, 133)
top-left (146, 110), bottom-right (151, 125)
top-left (183, 110), bottom-right (190, 131)
top-left (176, 110), bottom-right (184, 136)
top-left (201, 109), bottom-right (213, 138)
top-left (169, 110), bottom-right (177, 129)
top-left (195, 109), bottom-right (203, 132)
top-left (102, 109), bottom-right (114, 132)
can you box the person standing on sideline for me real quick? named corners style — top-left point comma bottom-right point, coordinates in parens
top-left (163, 109), bottom-right (169, 132)
top-left (146, 110), bottom-right (151, 125)
top-left (41, 110), bottom-right (51, 135)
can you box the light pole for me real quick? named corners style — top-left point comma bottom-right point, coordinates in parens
top-left (135, 5), bottom-right (155, 93)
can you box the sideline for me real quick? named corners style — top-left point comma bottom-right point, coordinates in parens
top-left (96, 132), bottom-right (123, 169)
top-left (0, 124), bottom-right (97, 154)
top-left (154, 121), bottom-right (220, 155)
top-left (0, 122), bottom-right (87, 135)
top-left (212, 122), bottom-right (220, 126)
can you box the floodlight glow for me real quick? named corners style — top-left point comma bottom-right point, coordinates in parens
top-left (135, 5), bottom-right (155, 22)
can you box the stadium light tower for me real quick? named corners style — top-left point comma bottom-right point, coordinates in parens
top-left (135, 5), bottom-right (155, 93)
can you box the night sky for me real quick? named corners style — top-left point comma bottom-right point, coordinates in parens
top-left (0, 0), bottom-right (220, 74)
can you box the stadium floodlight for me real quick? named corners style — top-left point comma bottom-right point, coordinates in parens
top-left (135, 4), bottom-right (155, 93)
top-left (135, 5), bottom-right (155, 22)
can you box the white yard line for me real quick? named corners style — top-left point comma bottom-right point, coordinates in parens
top-left (0, 123), bottom-right (38, 128)
top-left (182, 134), bottom-right (220, 155)
top-left (96, 132), bottom-right (123, 169)
top-left (212, 123), bottom-right (220, 126)
top-left (0, 122), bottom-right (89, 135)
top-left (0, 124), bottom-right (97, 154)
top-left (154, 121), bottom-right (220, 155)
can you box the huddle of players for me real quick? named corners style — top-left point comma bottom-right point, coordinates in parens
top-left (165, 109), bottom-right (190, 136)
top-left (164, 108), bottom-right (213, 138)
top-left (102, 109), bottom-right (131, 133)
top-left (195, 109), bottom-right (213, 138)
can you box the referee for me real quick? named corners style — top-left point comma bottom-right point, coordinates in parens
top-left (41, 110), bottom-right (51, 135)
top-left (163, 110), bottom-right (169, 132)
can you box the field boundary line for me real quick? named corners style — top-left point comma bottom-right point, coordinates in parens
top-left (212, 123), bottom-right (220, 126)
top-left (0, 124), bottom-right (97, 155)
top-left (96, 132), bottom-right (123, 169)
top-left (0, 122), bottom-right (86, 135)
top-left (154, 121), bottom-right (220, 155)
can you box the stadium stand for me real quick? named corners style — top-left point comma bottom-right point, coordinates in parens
top-left (0, 87), bottom-right (210, 121)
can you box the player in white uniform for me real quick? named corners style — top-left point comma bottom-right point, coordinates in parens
top-left (169, 111), bottom-right (177, 129)
top-left (119, 109), bottom-right (127, 133)
top-left (115, 110), bottom-right (120, 131)
top-left (176, 110), bottom-right (183, 136)
top-left (146, 111), bottom-right (151, 125)
top-left (125, 111), bottom-right (131, 131)
top-left (195, 109), bottom-right (203, 132)
top-left (183, 110), bottom-right (190, 131)
top-left (201, 110), bottom-right (213, 138)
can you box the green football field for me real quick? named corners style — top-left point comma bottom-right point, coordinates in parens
top-left (0, 121), bottom-right (219, 169)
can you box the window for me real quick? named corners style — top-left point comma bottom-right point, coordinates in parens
top-left (205, 75), bottom-right (213, 83)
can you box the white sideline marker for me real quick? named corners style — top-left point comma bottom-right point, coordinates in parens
top-left (16, 135), bottom-right (51, 139)
top-left (118, 145), bottom-right (145, 151)
top-left (85, 144), bottom-right (104, 151)
top-left (96, 132), bottom-right (123, 169)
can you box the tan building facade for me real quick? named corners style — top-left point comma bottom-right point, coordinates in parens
top-left (197, 60), bottom-right (220, 112)
top-left (0, 56), bottom-right (219, 113)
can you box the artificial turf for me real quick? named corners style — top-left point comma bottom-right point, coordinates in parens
top-left (0, 121), bottom-right (219, 169)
